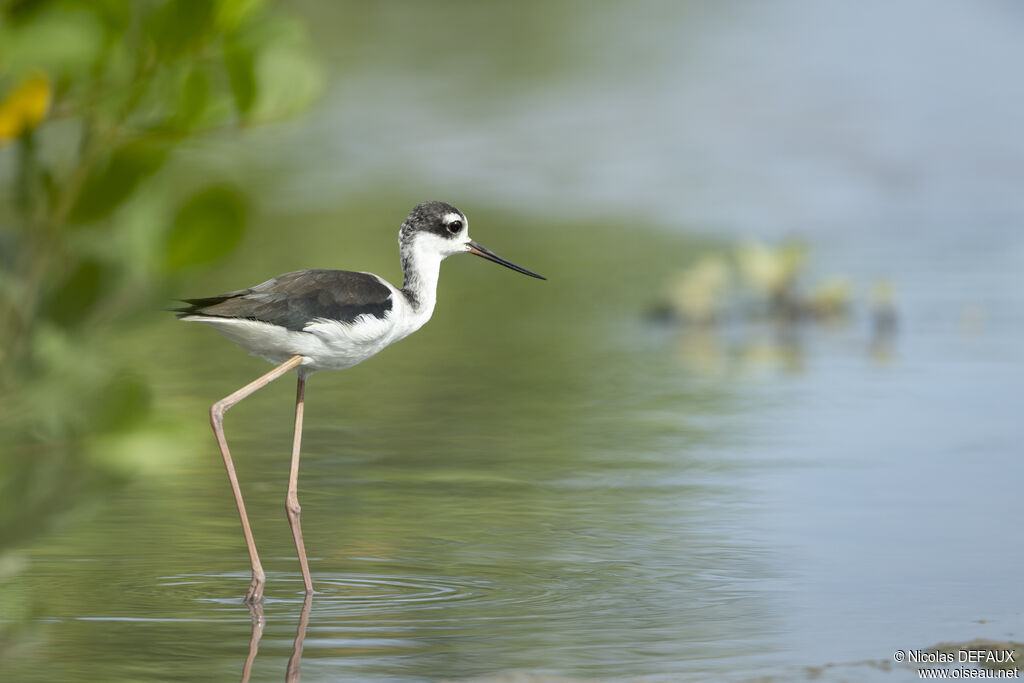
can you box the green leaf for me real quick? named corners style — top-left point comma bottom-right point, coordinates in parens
top-left (0, 6), bottom-right (105, 78)
top-left (163, 184), bottom-right (247, 270)
top-left (224, 41), bottom-right (257, 117)
top-left (88, 0), bottom-right (133, 36)
top-left (44, 257), bottom-right (117, 328)
top-left (147, 0), bottom-right (216, 58)
top-left (176, 67), bottom-right (209, 129)
top-left (70, 141), bottom-right (168, 224)
top-left (215, 0), bottom-right (267, 32)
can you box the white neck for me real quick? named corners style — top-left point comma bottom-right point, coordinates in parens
top-left (400, 238), bottom-right (444, 317)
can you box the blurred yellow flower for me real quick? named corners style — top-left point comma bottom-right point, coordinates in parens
top-left (0, 72), bottom-right (52, 142)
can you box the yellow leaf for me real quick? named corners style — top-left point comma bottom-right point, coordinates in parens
top-left (0, 72), bottom-right (52, 142)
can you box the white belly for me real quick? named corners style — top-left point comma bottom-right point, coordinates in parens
top-left (183, 312), bottom-right (411, 372)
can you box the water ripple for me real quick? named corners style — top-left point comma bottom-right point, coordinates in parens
top-left (161, 567), bottom-right (559, 620)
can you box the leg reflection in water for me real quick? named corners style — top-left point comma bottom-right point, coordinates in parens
top-left (240, 596), bottom-right (312, 683)
top-left (241, 601), bottom-right (264, 682)
top-left (286, 595), bottom-right (313, 682)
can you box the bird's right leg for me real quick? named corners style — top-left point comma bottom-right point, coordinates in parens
top-left (210, 354), bottom-right (305, 603)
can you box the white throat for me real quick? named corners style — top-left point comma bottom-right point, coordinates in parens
top-left (400, 233), bottom-right (452, 315)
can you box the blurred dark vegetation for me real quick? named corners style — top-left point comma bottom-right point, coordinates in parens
top-left (0, 0), bottom-right (321, 547)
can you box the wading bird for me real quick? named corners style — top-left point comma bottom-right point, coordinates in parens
top-left (175, 201), bottom-right (545, 602)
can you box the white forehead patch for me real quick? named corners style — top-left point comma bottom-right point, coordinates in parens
top-left (443, 212), bottom-right (466, 231)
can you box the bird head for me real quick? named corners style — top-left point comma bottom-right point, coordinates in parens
top-left (399, 201), bottom-right (545, 279)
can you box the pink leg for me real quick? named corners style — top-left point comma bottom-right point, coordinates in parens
top-left (285, 372), bottom-right (314, 595)
top-left (210, 354), bottom-right (304, 603)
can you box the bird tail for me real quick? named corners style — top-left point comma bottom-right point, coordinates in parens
top-left (168, 295), bottom-right (236, 318)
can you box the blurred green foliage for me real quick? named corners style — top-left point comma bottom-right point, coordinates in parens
top-left (164, 184), bottom-right (247, 269)
top-left (0, 0), bottom-right (321, 546)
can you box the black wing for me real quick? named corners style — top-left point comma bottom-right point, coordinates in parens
top-left (174, 269), bottom-right (394, 331)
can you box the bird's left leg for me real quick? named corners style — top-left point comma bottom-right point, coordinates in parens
top-left (285, 371), bottom-right (314, 595)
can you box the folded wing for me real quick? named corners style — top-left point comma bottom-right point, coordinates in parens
top-left (174, 269), bottom-right (394, 332)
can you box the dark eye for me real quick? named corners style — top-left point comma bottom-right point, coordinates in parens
top-left (446, 219), bottom-right (463, 234)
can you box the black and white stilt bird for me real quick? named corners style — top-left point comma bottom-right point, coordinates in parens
top-left (174, 201), bottom-right (545, 603)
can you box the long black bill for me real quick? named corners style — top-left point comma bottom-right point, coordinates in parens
top-left (467, 240), bottom-right (546, 280)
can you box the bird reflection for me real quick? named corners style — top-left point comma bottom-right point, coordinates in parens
top-left (241, 601), bottom-right (264, 682)
top-left (286, 595), bottom-right (313, 682)
top-left (240, 596), bottom-right (312, 683)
